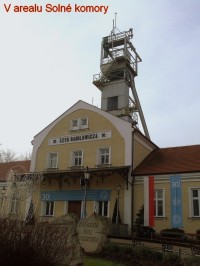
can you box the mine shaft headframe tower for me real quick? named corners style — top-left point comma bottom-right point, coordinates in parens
top-left (93, 25), bottom-right (150, 139)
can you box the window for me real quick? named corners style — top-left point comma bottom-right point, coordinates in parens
top-left (48, 153), bottom-right (58, 168)
top-left (81, 118), bottom-right (88, 127)
top-left (71, 119), bottom-right (79, 131)
top-left (43, 201), bottom-right (54, 216)
top-left (94, 201), bottom-right (109, 217)
top-left (99, 147), bottom-right (110, 165)
top-left (107, 96), bottom-right (118, 111)
top-left (154, 189), bottom-right (165, 217)
top-left (191, 189), bottom-right (200, 217)
top-left (10, 198), bottom-right (19, 215)
top-left (72, 150), bottom-right (83, 166)
top-left (70, 118), bottom-right (88, 131)
top-left (72, 119), bottom-right (78, 127)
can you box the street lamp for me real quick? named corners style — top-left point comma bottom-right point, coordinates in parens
top-left (116, 184), bottom-right (121, 225)
top-left (80, 166), bottom-right (90, 218)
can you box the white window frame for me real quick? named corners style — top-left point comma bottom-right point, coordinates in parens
top-left (98, 147), bottom-right (111, 165)
top-left (71, 119), bottom-right (79, 131)
top-left (64, 201), bottom-right (68, 214)
top-left (189, 187), bottom-right (200, 217)
top-left (94, 201), bottom-right (109, 217)
top-left (47, 152), bottom-right (58, 169)
top-left (80, 117), bottom-right (88, 129)
top-left (42, 201), bottom-right (55, 217)
top-left (154, 188), bottom-right (165, 217)
top-left (72, 119), bottom-right (78, 127)
top-left (71, 150), bottom-right (83, 167)
top-left (70, 117), bottom-right (88, 131)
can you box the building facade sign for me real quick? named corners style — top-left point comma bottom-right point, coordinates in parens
top-left (41, 189), bottom-right (111, 201)
top-left (48, 131), bottom-right (111, 145)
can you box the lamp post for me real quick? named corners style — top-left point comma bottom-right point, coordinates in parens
top-left (80, 167), bottom-right (90, 218)
top-left (116, 184), bottom-right (121, 225)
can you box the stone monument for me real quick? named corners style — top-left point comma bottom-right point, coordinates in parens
top-left (77, 213), bottom-right (111, 253)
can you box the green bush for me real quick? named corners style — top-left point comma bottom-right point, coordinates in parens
top-left (133, 246), bottom-right (163, 262)
top-left (133, 246), bottom-right (151, 258)
top-left (160, 228), bottom-right (185, 235)
top-left (105, 243), bottom-right (119, 253)
top-left (160, 228), bottom-right (186, 240)
top-left (84, 256), bottom-right (123, 266)
top-left (118, 245), bottom-right (133, 255)
top-left (150, 249), bottom-right (163, 261)
top-left (183, 256), bottom-right (200, 266)
top-left (163, 253), bottom-right (180, 265)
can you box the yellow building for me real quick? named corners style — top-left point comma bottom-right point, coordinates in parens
top-left (134, 145), bottom-right (200, 234)
top-left (28, 26), bottom-right (200, 236)
top-left (30, 100), bottom-right (156, 233)
top-left (29, 26), bottom-right (159, 234)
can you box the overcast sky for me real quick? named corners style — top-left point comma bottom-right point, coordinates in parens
top-left (0, 0), bottom-right (200, 156)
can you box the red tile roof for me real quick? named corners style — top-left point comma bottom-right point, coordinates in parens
top-left (134, 145), bottom-right (200, 176)
top-left (0, 160), bottom-right (31, 182)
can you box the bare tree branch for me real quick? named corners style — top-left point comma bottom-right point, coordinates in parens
top-left (0, 149), bottom-right (17, 163)
top-left (0, 149), bottom-right (32, 162)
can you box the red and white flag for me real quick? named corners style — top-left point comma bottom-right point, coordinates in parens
top-left (144, 176), bottom-right (154, 227)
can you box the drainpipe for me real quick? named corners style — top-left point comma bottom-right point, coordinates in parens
top-left (131, 127), bottom-right (135, 236)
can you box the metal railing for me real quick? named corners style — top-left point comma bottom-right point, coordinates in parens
top-left (93, 49), bottom-right (138, 84)
top-left (108, 235), bottom-right (200, 259)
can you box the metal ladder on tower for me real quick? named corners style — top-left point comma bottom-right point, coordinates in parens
top-left (99, 57), bottom-right (118, 84)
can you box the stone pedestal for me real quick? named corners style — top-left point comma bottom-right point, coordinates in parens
top-left (77, 213), bottom-right (111, 254)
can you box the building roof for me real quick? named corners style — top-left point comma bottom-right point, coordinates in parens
top-left (0, 160), bottom-right (31, 182)
top-left (134, 145), bottom-right (200, 176)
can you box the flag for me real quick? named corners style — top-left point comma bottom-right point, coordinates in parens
top-left (144, 176), bottom-right (154, 227)
top-left (170, 175), bottom-right (183, 228)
